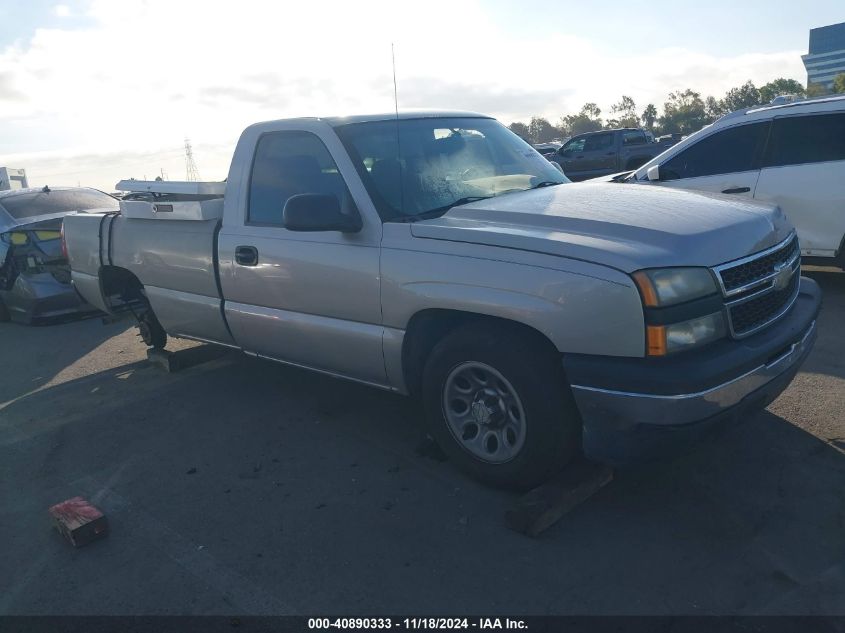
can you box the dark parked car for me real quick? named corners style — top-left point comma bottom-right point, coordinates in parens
top-left (0, 186), bottom-right (119, 324)
top-left (552, 128), bottom-right (677, 181)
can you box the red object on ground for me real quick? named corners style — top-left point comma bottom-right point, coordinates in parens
top-left (49, 496), bottom-right (108, 547)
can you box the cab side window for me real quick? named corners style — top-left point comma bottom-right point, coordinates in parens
top-left (661, 122), bottom-right (769, 180)
top-left (584, 133), bottom-right (614, 152)
top-left (763, 113), bottom-right (845, 168)
top-left (622, 130), bottom-right (647, 145)
top-left (561, 137), bottom-right (586, 154)
top-left (248, 131), bottom-right (354, 225)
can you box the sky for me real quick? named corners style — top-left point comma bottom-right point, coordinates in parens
top-left (0, 0), bottom-right (843, 191)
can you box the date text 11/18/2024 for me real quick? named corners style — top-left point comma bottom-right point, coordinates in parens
top-left (307, 618), bottom-right (528, 630)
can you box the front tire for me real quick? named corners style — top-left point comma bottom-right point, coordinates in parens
top-left (421, 323), bottom-right (581, 490)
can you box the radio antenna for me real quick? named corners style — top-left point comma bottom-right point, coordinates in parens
top-left (391, 42), bottom-right (400, 119)
top-left (391, 43), bottom-right (405, 213)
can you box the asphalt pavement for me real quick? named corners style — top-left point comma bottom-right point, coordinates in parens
top-left (1, 269), bottom-right (843, 615)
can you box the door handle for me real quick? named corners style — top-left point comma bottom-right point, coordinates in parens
top-left (605, 152), bottom-right (615, 156)
top-left (235, 245), bottom-right (258, 266)
top-left (722, 187), bottom-right (750, 194)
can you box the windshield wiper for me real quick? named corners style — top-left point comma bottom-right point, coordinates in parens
top-left (531, 181), bottom-right (564, 189)
top-left (393, 196), bottom-right (493, 223)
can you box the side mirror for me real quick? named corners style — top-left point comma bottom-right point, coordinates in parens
top-left (283, 194), bottom-right (361, 233)
top-left (646, 165), bottom-right (661, 182)
top-left (550, 161), bottom-right (565, 174)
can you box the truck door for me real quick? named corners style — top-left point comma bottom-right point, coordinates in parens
top-left (581, 131), bottom-right (617, 175)
top-left (217, 122), bottom-right (387, 387)
top-left (555, 136), bottom-right (586, 177)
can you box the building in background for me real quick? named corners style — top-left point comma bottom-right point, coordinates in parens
top-left (0, 167), bottom-right (28, 191)
top-left (802, 21), bottom-right (845, 89)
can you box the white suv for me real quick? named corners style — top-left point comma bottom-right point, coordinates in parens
top-left (617, 95), bottom-right (845, 266)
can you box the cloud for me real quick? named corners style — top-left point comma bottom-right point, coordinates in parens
top-left (54, 5), bottom-right (71, 18)
top-left (5, 141), bottom-right (235, 190)
top-left (0, 71), bottom-right (26, 102)
top-left (386, 77), bottom-right (576, 122)
top-left (0, 0), bottom-right (809, 190)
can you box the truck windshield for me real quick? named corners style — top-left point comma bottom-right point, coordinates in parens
top-left (335, 117), bottom-right (569, 221)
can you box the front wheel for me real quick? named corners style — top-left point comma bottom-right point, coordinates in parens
top-left (421, 323), bottom-right (581, 490)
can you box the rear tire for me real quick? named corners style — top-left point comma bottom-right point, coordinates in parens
top-left (421, 323), bottom-right (581, 490)
top-left (138, 309), bottom-right (167, 349)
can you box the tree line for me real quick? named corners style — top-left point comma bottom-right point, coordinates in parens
top-left (510, 75), bottom-right (845, 144)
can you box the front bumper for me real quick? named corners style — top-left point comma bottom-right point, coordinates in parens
top-left (564, 277), bottom-right (822, 465)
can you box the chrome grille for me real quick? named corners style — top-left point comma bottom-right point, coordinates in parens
top-left (713, 233), bottom-right (801, 338)
top-left (717, 235), bottom-right (799, 296)
top-left (728, 272), bottom-right (799, 335)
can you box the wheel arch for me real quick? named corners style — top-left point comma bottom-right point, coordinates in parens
top-left (97, 264), bottom-right (146, 313)
top-left (401, 308), bottom-right (560, 397)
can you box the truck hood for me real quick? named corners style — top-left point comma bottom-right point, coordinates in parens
top-left (584, 171), bottom-right (630, 183)
top-left (409, 183), bottom-right (793, 272)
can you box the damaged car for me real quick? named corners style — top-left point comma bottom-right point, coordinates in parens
top-left (0, 186), bottom-right (119, 324)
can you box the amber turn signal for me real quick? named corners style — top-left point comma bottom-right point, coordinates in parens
top-left (632, 271), bottom-right (659, 307)
top-left (646, 325), bottom-right (667, 356)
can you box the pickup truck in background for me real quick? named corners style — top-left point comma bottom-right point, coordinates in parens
top-left (552, 128), bottom-right (677, 181)
top-left (63, 111), bottom-right (821, 489)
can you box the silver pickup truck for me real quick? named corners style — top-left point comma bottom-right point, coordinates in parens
top-left (63, 111), bottom-right (821, 489)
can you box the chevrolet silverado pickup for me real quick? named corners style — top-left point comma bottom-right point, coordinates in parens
top-left (63, 111), bottom-right (821, 489)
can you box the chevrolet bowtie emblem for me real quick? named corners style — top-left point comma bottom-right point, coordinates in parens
top-left (772, 261), bottom-right (794, 291)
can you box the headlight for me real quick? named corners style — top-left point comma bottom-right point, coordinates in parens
top-left (632, 267), bottom-right (725, 356)
top-left (632, 268), bottom-right (717, 307)
top-left (646, 312), bottom-right (727, 356)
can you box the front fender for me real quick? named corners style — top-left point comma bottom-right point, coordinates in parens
top-left (382, 249), bottom-right (646, 358)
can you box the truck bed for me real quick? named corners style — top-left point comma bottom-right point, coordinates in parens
top-left (64, 211), bottom-right (232, 345)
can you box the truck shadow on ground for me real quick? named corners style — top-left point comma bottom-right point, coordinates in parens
top-left (0, 316), bottom-right (140, 406)
top-left (1, 344), bottom-right (843, 614)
